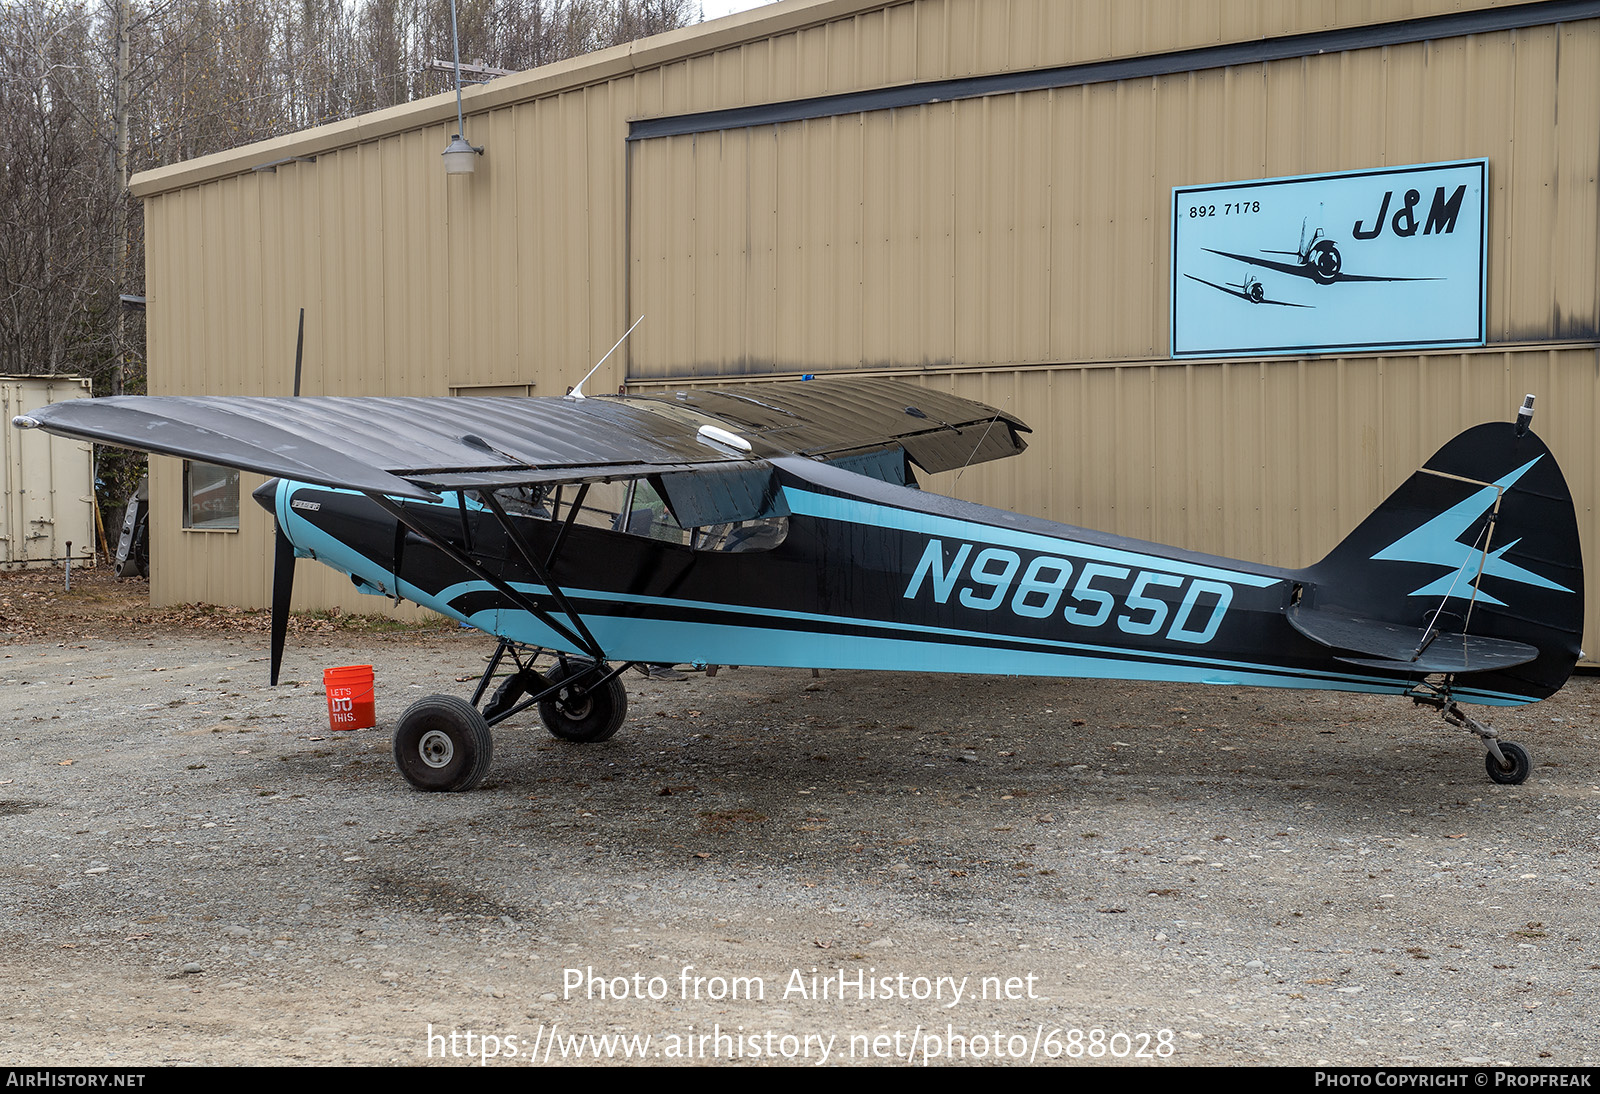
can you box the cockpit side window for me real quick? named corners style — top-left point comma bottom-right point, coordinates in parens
top-left (479, 471), bottom-right (789, 553)
top-left (492, 485), bottom-right (553, 519)
top-left (654, 465), bottom-right (790, 553)
top-left (617, 479), bottom-right (688, 546)
top-left (691, 516), bottom-right (789, 552)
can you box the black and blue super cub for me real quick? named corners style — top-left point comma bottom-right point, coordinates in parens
top-left (17, 382), bottom-right (1580, 790)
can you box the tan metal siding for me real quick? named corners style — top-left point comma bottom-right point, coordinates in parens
top-left (1553, 22), bottom-right (1600, 338)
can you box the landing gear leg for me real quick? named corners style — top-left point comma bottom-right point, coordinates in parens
top-left (467, 640), bottom-right (632, 738)
top-left (1437, 700), bottom-right (1531, 785)
top-left (474, 639), bottom-right (552, 725)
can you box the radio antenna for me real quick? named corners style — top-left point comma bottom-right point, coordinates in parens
top-left (292, 308), bottom-right (305, 396)
top-left (568, 315), bottom-right (645, 400)
top-left (954, 393), bottom-right (1014, 482)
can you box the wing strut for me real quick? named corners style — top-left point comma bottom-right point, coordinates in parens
top-left (477, 488), bottom-right (608, 658)
top-left (364, 492), bottom-right (606, 662)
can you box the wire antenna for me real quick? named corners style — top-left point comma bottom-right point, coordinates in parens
top-left (568, 315), bottom-right (645, 400)
top-left (292, 308), bottom-right (305, 396)
top-left (954, 394), bottom-right (1013, 482)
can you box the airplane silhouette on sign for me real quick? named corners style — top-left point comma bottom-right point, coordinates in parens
top-left (1182, 272), bottom-right (1311, 308)
top-left (1205, 219), bottom-right (1442, 287)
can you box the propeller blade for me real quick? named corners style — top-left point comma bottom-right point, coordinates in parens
top-left (270, 519), bottom-right (295, 685)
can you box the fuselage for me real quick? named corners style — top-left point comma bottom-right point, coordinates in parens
top-left (263, 457), bottom-right (1534, 706)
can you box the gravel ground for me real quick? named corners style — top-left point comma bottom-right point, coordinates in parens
top-left (2, 569), bottom-right (1598, 1067)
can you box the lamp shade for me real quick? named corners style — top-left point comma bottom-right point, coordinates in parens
top-left (443, 134), bottom-right (480, 175)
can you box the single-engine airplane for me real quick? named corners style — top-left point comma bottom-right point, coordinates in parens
top-left (1181, 272), bottom-right (1311, 308)
top-left (13, 380), bottom-right (1582, 791)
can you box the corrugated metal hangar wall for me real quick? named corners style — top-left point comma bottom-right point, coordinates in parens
top-left (131, 0), bottom-right (1600, 663)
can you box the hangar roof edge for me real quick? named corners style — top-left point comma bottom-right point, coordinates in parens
top-left (129, 0), bottom-right (1583, 200)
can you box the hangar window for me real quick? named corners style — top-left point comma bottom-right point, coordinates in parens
top-left (182, 461), bottom-right (240, 531)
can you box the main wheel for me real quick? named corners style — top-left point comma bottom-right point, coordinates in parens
top-left (538, 661), bottom-right (628, 742)
top-left (1485, 740), bottom-right (1531, 785)
top-left (393, 694), bottom-right (494, 791)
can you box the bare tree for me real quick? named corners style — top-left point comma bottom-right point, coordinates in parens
top-left (0, 1), bottom-right (108, 376)
top-left (1, 0), bottom-right (704, 384)
top-left (3, 0), bottom-right (703, 522)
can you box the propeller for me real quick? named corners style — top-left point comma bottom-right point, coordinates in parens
top-left (253, 477), bottom-right (296, 685)
top-left (270, 515), bottom-right (296, 685)
top-left (268, 309), bottom-right (305, 685)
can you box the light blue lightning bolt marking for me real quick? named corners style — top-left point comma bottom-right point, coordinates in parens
top-left (1371, 456), bottom-right (1571, 605)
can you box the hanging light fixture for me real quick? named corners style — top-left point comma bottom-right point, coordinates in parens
top-left (443, 134), bottom-right (480, 175)
top-left (442, 0), bottom-right (482, 175)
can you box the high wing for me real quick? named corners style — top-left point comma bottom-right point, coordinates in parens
top-left (1202, 247), bottom-right (1440, 285)
top-left (12, 377), bottom-right (1030, 498)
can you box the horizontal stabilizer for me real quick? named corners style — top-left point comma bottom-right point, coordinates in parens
top-left (1288, 605), bottom-right (1538, 674)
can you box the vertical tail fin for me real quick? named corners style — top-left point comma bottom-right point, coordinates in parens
top-left (1301, 413), bottom-right (1583, 703)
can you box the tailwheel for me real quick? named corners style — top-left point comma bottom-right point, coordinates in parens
top-left (1485, 740), bottom-right (1531, 786)
top-left (393, 694), bottom-right (494, 791)
top-left (539, 660), bottom-right (628, 742)
top-left (1430, 697), bottom-right (1533, 787)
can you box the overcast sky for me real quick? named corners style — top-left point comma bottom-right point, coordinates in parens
top-left (700, 0), bottom-right (781, 22)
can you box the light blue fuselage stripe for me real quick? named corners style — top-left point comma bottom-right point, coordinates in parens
top-left (447, 598), bottom-right (1535, 707)
top-left (418, 576), bottom-right (1534, 705)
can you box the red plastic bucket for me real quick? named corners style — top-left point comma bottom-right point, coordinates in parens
top-left (323, 665), bottom-right (376, 731)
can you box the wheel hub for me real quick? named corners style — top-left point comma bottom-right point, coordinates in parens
top-left (418, 728), bottom-right (455, 768)
top-left (556, 686), bottom-right (593, 720)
